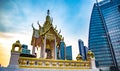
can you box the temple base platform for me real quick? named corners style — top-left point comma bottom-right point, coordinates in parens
top-left (0, 67), bottom-right (99, 71)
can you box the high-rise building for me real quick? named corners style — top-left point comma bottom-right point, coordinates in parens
top-left (66, 46), bottom-right (72, 60)
top-left (78, 39), bottom-right (84, 60)
top-left (78, 39), bottom-right (88, 60)
top-left (84, 46), bottom-right (89, 60)
top-left (22, 44), bottom-right (30, 54)
top-left (89, 0), bottom-right (120, 70)
top-left (60, 41), bottom-right (65, 60)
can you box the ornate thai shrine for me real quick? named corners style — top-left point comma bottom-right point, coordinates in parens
top-left (0, 10), bottom-right (99, 71)
top-left (31, 10), bottom-right (62, 59)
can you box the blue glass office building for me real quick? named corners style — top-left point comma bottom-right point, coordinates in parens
top-left (22, 44), bottom-right (30, 54)
top-left (60, 41), bottom-right (65, 60)
top-left (66, 46), bottom-right (72, 60)
top-left (89, 0), bottom-right (120, 70)
top-left (78, 39), bottom-right (88, 60)
top-left (84, 46), bottom-right (88, 60)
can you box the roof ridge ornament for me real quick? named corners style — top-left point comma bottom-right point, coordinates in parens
top-left (32, 23), bottom-right (35, 30)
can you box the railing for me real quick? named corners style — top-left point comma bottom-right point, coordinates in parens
top-left (19, 57), bottom-right (91, 69)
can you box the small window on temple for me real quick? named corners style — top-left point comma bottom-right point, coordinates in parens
top-left (118, 5), bottom-right (120, 12)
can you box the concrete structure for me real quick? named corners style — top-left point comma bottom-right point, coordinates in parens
top-left (89, 0), bottom-right (120, 70)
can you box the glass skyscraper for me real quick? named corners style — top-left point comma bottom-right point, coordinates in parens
top-left (78, 39), bottom-right (85, 60)
top-left (21, 44), bottom-right (30, 54)
top-left (84, 46), bottom-right (88, 60)
top-left (89, 0), bottom-right (120, 70)
top-left (60, 41), bottom-right (65, 60)
top-left (66, 46), bottom-right (72, 60)
top-left (78, 39), bottom-right (88, 60)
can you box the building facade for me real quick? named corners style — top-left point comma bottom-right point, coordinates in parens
top-left (21, 44), bottom-right (30, 54)
top-left (78, 39), bottom-right (84, 60)
top-left (78, 39), bottom-right (88, 60)
top-left (60, 41), bottom-right (66, 60)
top-left (84, 46), bottom-right (89, 60)
top-left (89, 0), bottom-right (120, 70)
top-left (66, 46), bottom-right (72, 60)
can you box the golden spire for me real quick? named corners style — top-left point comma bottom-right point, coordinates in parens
top-left (47, 9), bottom-right (50, 16)
top-left (46, 9), bottom-right (51, 22)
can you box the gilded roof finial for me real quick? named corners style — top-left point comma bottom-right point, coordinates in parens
top-left (47, 9), bottom-right (50, 16)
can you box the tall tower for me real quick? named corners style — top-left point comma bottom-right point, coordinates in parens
top-left (60, 40), bottom-right (66, 60)
top-left (84, 46), bottom-right (88, 60)
top-left (66, 46), bottom-right (72, 60)
top-left (78, 39), bottom-right (85, 60)
top-left (89, 0), bottom-right (120, 70)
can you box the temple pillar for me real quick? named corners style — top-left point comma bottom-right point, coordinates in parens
top-left (8, 52), bottom-right (20, 68)
top-left (40, 46), bottom-right (43, 58)
top-left (32, 47), bottom-right (35, 55)
top-left (64, 45), bottom-right (66, 60)
top-left (91, 57), bottom-right (96, 69)
top-left (41, 36), bottom-right (46, 58)
top-left (58, 49), bottom-right (61, 59)
top-left (54, 37), bottom-right (57, 59)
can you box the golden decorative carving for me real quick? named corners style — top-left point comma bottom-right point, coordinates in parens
top-left (31, 10), bottom-right (62, 48)
top-left (87, 50), bottom-right (94, 60)
top-left (52, 62), bottom-right (57, 66)
top-left (29, 61), bottom-right (34, 65)
top-left (65, 63), bottom-right (69, 66)
top-left (59, 63), bottom-right (63, 66)
top-left (11, 40), bottom-right (22, 52)
top-left (19, 57), bottom-right (91, 69)
top-left (71, 63), bottom-right (75, 66)
top-left (38, 62), bottom-right (42, 65)
top-left (45, 62), bottom-right (50, 66)
top-left (76, 54), bottom-right (82, 61)
top-left (76, 63), bottom-right (80, 66)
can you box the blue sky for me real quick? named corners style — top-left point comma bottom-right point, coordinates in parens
top-left (0, 0), bottom-right (102, 67)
